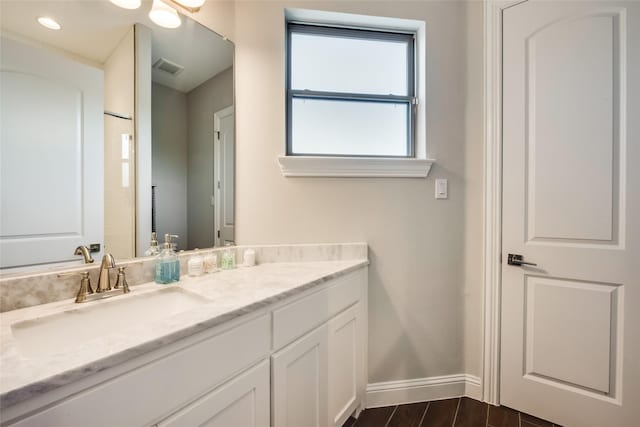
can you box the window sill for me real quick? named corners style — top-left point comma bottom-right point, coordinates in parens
top-left (278, 156), bottom-right (435, 178)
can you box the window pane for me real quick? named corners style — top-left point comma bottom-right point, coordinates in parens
top-left (290, 32), bottom-right (409, 96)
top-left (291, 98), bottom-right (409, 156)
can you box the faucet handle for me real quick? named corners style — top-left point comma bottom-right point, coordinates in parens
top-left (113, 267), bottom-right (130, 294)
top-left (58, 271), bottom-right (94, 303)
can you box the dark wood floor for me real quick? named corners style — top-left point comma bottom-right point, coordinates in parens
top-left (343, 398), bottom-right (560, 427)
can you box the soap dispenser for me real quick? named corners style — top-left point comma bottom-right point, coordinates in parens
top-left (145, 232), bottom-right (160, 256)
top-left (155, 234), bottom-right (180, 284)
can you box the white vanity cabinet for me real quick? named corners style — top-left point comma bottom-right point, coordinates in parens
top-left (1, 266), bottom-right (367, 427)
top-left (5, 314), bottom-right (272, 427)
top-left (271, 270), bottom-right (367, 427)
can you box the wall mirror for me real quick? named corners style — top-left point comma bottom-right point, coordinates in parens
top-left (0, 0), bottom-right (235, 271)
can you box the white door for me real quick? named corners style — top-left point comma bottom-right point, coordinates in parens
top-left (157, 360), bottom-right (270, 427)
top-left (328, 304), bottom-right (361, 427)
top-left (272, 323), bottom-right (329, 427)
top-left (0, 36), bottom-right (103, 269)
top-left (214, 106), bottom-right (235, 246)
top-left (501, 1), bottom-right (640, 426)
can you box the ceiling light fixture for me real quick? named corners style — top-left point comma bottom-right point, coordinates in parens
top-left (37, 16), bottom-right (61, 30)
top-left (149, 0), bottom-right (182, 29)
top-left (109, 0), bottom-right (141, 9)
top-left (109, 0), bottom-right (205, 30)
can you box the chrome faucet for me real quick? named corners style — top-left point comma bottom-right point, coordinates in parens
top-left (74, 246), bottom-right (94, 264)
top-left (96, 253), bottom-right (116, 293)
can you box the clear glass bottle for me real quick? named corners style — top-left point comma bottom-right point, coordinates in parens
top-left (155, 234), bottom-right (180, 284)
top-left (144, 232), bottom-right (160, 256)
top-left (188, 249), bottom-right (204, 277)
top-left (220, 243), bottom-right (236, 270)
top-left (203, 250), bottom-right (218, 273)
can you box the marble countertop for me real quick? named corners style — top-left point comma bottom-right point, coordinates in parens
top-left (0, 260), bottom-right (367, 408)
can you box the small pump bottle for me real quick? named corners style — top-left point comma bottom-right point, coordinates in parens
top-left (155, 234), bottom-right (180, 284)
top-left (145, 232), bottom-right (160, 256)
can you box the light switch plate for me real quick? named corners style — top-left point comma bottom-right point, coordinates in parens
top-left (435, 178), bottom-right (448, 199)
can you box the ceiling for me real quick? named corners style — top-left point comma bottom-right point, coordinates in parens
top-left (0, 0), bottom-right (233, 93)
top-left (151, 15), bottom-right (233, 92)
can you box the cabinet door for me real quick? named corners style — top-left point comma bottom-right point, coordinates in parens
top-left (272, 324), bottom-right (329, 427)
top-left (157, 360), bottom-right (270, 427)
top-left (328, 304), bottom-right (361, 427)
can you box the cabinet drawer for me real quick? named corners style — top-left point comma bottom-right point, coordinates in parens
top-left (273, 270), bottom-right (362, 350)
top-left (9, 314), bottom-right (270, 427)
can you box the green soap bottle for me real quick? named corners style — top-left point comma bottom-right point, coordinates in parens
top-left (221, 242), bottom-right (236, 270)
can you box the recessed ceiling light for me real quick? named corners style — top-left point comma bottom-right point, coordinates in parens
top-left (109, 0), bottom-right (142, 10)
top-left (149, 0), bottom-right (181, 29)
top-left (37, 16), bottom-right (61, 30)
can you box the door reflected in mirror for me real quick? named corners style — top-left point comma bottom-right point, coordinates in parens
top-left (0, 1), bottom-right (234, 271)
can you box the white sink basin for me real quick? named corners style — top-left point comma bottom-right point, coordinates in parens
top-left (11, 287), bottom-right (209, 358)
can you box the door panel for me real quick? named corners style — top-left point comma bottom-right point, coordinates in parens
top-left (501, 1), bottom-right (639, 426)
top-left (328, 304), bottom-right (360, 427)
top-left (0, 36), bottom-right (103, 268)
top-left (524, 277), bottom-right (618, 394)
top-left (272, 324), bottom-right (329, 427)
top-left (526, 13), bottom-right (616, 242)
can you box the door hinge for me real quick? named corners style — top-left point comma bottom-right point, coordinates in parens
top-left (215, 131), bottom-right (220, 139)
top-left (217, 180), bottom-right (221, 189)
top-left (217, 230), bottom-right (221, 238)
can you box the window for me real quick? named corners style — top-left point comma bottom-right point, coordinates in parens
top-left (286, 24), bottom-right (416, 157)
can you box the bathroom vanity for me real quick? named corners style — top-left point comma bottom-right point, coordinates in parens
top-left (0, 248), bottom-right (368, 427)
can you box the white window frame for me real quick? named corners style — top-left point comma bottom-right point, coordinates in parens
top-left (286, 24), bottom-right (416, 158)
top-left (278, 9), bottom-right (434, 178)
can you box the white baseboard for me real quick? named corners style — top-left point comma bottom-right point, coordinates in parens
top-left (464, 375), bottom-right (483, 401)
top-left (366, 374), bottom-right (483, 408)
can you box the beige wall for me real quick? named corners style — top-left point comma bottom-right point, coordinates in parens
top-left (152, 82), bottom-right (189, 249)
top-left (463, 0), bottom-right (484, 380)
top-left (192, 0), bottom-right (235, 43)
top-left (222, 0), bottom-right (485, 383)
top-left (186, 67), bottom-right (234, 249)
top-left (104, 28), bottom-right (136, 259)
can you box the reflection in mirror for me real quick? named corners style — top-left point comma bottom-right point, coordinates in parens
top-left (151, 19), bottom-right (234, 252)
top-left (0, 1), bottom-right (234, 271)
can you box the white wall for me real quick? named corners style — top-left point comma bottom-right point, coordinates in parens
top-left (223, 0), bottom-right (485, 384)
top-left (152, 82), bottom-right (189, 249)
top-left (186, 67), bottom-right (234, 249)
